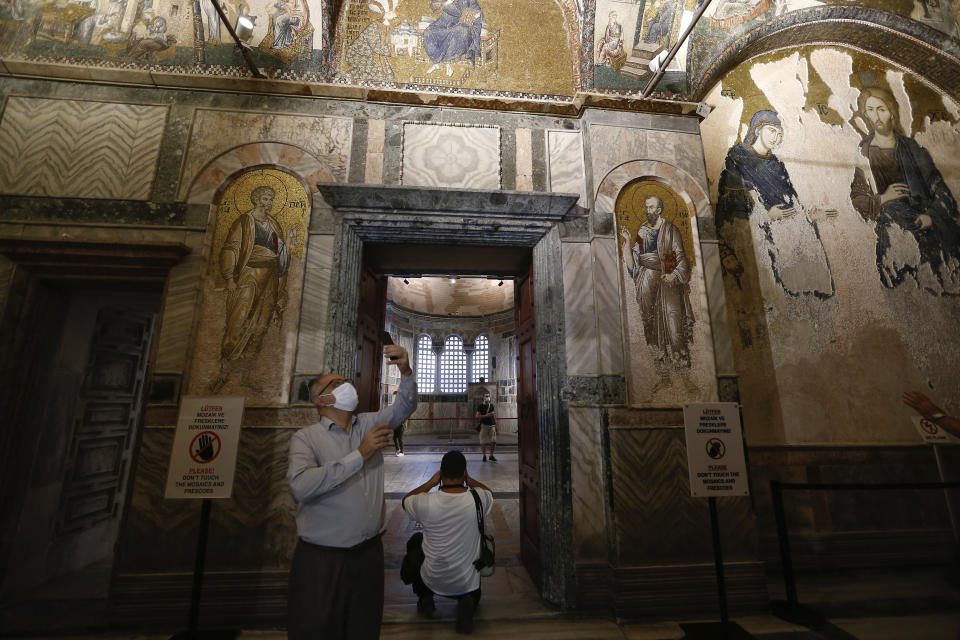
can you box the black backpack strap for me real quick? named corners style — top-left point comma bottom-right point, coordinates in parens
top-left (469, 488), bottom-right (485, 534)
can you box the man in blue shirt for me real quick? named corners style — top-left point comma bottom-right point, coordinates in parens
top-left (286, 344), bottom-right (417, 639)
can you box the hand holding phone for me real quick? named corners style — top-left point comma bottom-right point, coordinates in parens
top-left (380, 331), bottom-right (399, 360)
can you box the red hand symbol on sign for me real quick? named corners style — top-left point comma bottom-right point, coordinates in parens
top-left (706, 438), bottom-right (726, 459)
top-left (919, 419), bottom-right (938, 435)
top-left (190, 431), bottom-right (221, 464)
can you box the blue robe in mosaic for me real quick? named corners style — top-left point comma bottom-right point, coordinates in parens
top-left (717, 143), bottom-right (835, 298)
top-left (423, 0), bottom-right (483, 64)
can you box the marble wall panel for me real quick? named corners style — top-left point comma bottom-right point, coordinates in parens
top-left (609, 426), bottom-right (758, 565)
top-left (562, 241), bottom-right (599, 375)
top-left (118, 428), bottom-right (297, 573)
top-left (700, 241), bottom-right (736, 375)
top-left (516, 128), bottom-right (534, 191)
top-left (588, 124), bottom-right (647, 194)
top-left (177, 111), bottom-right (352, 200)
top-left (592, 238), bottom-right (624, 375)
top-left (365, 119), bottom-right (385, 185)
top-left (401, 124), bottom-right (501, 190)
top-left (547, 130), bottom-right (587, 206)
top-left (0, 97), bottom-right (167, 200)
top-left (153, 231), bottom-right (205, 373)
top-left (295, 234), bottom-right (334, 374)
top-left (569, 407), bottom-right (607, 561)
top-left (0, 255), bottom-right (12, 320)
top-left (494, 334), bottom-right (517, 382)
top-left (645, 131), bottom-right (708, 186)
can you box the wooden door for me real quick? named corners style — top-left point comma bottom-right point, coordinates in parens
top-left (355, 265), bottom-right (387, 413)
top-left (515, 263), bottom-right (540, 587)
top-left (56, 308), bottom-right (155, 541)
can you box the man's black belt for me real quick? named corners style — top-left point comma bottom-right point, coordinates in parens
top-left (299, 532), bottom-right (382, 554)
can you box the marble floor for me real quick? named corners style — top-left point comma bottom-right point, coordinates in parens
top-left (381, 447), bottom-right (542, 626)
top-left (4, 446), bottom-right (960, 638)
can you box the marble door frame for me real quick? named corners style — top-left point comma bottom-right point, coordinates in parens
top-left (316, 184), bottom-right (580, 608)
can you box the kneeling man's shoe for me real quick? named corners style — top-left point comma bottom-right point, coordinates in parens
top-left (417, 594), bottom-right (435, 618)
top-left (455, 595), bottom-right (475, 634)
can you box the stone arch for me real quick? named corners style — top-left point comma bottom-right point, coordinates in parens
top-left (594, 158), bottom-right (712, 224)
top-left (184, 142), bottom-right (336, 207)
top-left (689, 6), bottom-right (960, 101)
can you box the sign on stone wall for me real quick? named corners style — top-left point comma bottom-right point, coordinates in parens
top-left (683, 402), bottom-right (749, 497)
top-left (911, 416), bottom-right (960, 445)
top-left (165, 396), bottom-right (245, 499)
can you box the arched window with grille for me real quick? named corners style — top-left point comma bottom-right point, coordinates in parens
top-left (438, 335), bottom-right (467, 393)
top-left (416, 334), bottom-right (436, 392)
top-left (471, 334), bottom-right (490, 383)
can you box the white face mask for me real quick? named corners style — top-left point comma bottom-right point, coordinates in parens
top-left (328, 382), bottom-right (359, 412)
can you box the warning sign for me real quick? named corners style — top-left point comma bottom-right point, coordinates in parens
top-left (165, 396), bottom-right (244, 499)
top-left (911, 416), bottom-right (960, 445)
top-left (683, 403), bottom-right (750, 498)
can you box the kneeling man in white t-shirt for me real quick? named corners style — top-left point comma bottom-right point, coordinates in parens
top-left (401, 450), bottom-right (493, 634)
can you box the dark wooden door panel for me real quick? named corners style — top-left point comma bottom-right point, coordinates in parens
top-left (355, 265), bottom-right (387, 413)
top-left (56, 308), bottom-right (154, 534)
top-left (515, 263), bottom-right (540, 587)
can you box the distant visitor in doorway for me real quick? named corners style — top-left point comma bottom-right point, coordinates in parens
top-left (392, 389), bottom-right (406, 455)
top-left (476, 392), bottom-right (497, 461)
top-left (286, 344), bottom-right (417, 640)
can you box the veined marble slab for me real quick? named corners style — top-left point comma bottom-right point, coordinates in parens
top-left (401, 123), bottom-right (501, 190)
top-left (516, 128), bottom-right (534, 191)
top-left (562, 241), bottom-right (599, 375)
top-left (547, 130), bottom-right (586, 206)
top-left (589, 124), bottom-right (648, 196)
top-left (569, 407), bottom-right (607, 561)
top-left (700, 241), bottom-right (736, 375)
top-left (295, 234), bottom-right (334, 373)
top-left (178, 110), bottom-right (352, 200)
top-left (0, 97), bottom-right (167, 200)
top-left (592, 237), bottom-right (624, 375)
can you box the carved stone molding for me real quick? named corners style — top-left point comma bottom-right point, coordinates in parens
top-left (0, 239), bottom-right (191, 280)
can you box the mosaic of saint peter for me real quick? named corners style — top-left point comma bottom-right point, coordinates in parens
top-left (212, 185), bottom-right (302, 391)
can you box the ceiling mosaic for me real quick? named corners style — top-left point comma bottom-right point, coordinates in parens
top-left (0, 0), bottom-right (327, 74)
top-left (0, 0), bottom-right (957, 104)
top-left (386, 276), bottom-right (514, 316)
top-left (333, 0), bottom-right (580, 96)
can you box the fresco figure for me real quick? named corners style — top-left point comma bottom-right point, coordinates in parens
top-left (644, 0), bottom-right (676, 45)
top-left (850, 87), bottom-right (960, 294)
top-left (423, 0), bottom-right (483, 77)
top-left (271, 0), bottom-right (307, 48)
top-left (345, 0), bottom-right (397, 82)
top-left (596, 11), bottom-right (625, 69)
top-left (201, 0), bottom-right (224, 41)
top-left (716, 109), bottom-right (836, 297)
top-left (74, 0), bottom-right (97, 44)
top-left (621, 194), bottom-right (694, 366)
top-left (212, 185), bottom-right (302, 391)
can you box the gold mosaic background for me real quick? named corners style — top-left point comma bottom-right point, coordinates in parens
top-left (337, 0), bottom-right (575, 95)
top-left (615, 178), bottom-right (696, 269)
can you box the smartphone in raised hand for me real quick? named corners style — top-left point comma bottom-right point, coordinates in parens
top-left (380, 331), bottom-right (399, 360)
